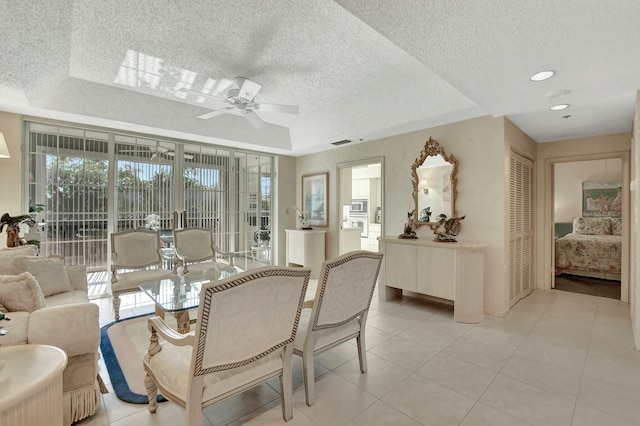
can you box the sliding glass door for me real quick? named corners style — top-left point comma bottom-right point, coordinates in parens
top-left (24, 121), bottom-right (274, 291)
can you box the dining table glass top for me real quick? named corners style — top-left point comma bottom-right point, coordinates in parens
top-left (139, 270), bottom-right (237, 313)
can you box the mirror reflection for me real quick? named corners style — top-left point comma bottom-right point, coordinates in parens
top-left (411, 137), bottom-right (458, 227)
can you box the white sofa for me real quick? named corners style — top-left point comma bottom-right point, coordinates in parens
top-left (0, 245), bottom-right (102, 425)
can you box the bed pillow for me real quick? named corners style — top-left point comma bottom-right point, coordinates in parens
top-left (0, 245), bottom-right (39, 274)
top-left (610, 218), bottom-right (622, 236)
top-left (16, 256), bottom-right (74, 297)
top-left (0, 272), bottom-right (46, 312)
top-left (572, 217), bottom-right (611, 235)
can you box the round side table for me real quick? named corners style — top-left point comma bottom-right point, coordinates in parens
top-left (0, 344), bottom-right (68, 426)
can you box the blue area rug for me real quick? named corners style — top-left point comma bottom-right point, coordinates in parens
top-left (100, 314), bottom-right (168, 404)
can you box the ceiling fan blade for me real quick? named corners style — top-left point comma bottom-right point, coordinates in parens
top-left (256, 103), bottom-right (299, 114)
top-left (165, 151), bottom-right (195, 160)
top-left (197, 107), bottom-right (234, 120)
top-left (244, 110), bottom-right (266, 128)
top-left (237, 78), bottom-right (262, 102)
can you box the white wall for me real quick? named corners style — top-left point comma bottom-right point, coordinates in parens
top-left (554, 159), bottom-right (622, 223)
top-left (295, 115), bottom-right (514, 316)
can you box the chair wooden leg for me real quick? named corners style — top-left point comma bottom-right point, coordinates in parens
top-left (357, 333), bottom-right (368, 373)
top-left (357, 314), bottom-right (369, 373)
top-left (280, 347), bottom-right (294, 421)
top-left (113, 294), bottom-right (121, 321)
top-left (144, 373), bottom-right (158, 413)
top-left (302, 351), bottom-right (316, 406)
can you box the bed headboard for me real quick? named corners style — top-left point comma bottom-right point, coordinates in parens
top-left (554, 222), bottom-right (573, 239)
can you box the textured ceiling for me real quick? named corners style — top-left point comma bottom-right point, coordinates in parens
top-left (1, 0), bottom-right (638, 156)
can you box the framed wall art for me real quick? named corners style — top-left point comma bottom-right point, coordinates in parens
top-left (582, 180), bottom-right (622, 218)
top-left (302, 172), bottom-right (328, 227)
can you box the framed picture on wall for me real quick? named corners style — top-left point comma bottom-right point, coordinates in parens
top-left (302, 172), bottom-right (328, 227)
top-left (582, 180), bottom-right (622, 218)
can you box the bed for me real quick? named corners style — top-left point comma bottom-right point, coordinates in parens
top-left (555, 216), bottom-right (622, 281)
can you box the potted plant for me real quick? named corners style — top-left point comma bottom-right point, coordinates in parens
top-left (258, 226), bottom-right (270, 246)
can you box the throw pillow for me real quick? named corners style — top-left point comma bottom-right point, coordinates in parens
top-left (16, 256), bottom-right (74, 297)
top-left (0, 245), bottom-right (38, 274)
top-left (0, 272), bottom-right (46, 312)
top-left (572, 217), bottom-right (611, 235)
top-left (610, 218), bottom-right (623, 236)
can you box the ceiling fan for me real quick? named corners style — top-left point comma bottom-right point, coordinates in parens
top-left (189, 77), bottom-right (299, 129)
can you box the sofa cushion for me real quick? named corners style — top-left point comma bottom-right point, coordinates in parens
top-left (46, 290), bottom-right (90, 307)
top-left (0, 272), bottom-right (46, 312)
top-left (0, 245), bottom-right (38, 274)
top-left (0, 311), bottom-right (30, 345)
top-left (16, 256), bottom-right (74, 297)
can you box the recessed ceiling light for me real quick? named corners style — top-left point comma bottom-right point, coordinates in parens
top-left (550, 104), bottom-right (570, 111)
top-left (530, 70), bottom-right (555, 81)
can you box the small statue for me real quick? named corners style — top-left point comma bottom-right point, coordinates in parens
top-left (294, 206), bottom-right (311, 230)
top-left (399, 210), bottom-right (418, 239)
top-left (432, 213), bottom-right (465, 242)
top-left (419, 207), bottom-right (432, 222)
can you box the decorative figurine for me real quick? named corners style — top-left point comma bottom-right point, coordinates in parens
top-left (432, 213), bottom-right (465, 242)
top-left (399, 210), bottom-right (418, 239)
top-left (294, 206), bottom-right (312, 230)
top-left (419, 207), bottom-right (432, 222)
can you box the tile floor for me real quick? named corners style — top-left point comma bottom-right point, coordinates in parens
top-left (78, 288), bottom-right (640, 426)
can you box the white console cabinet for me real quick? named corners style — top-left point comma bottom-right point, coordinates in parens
top-left (378, 237), bottom-right (485, 323)
top-left (285, 229), bottom-right (326, 278)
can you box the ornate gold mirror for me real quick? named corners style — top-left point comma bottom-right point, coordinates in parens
top-left (411, 137), bottom-right (459, 228)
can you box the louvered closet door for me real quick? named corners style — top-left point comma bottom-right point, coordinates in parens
top-left (509, 150), bottom-right (534, 307)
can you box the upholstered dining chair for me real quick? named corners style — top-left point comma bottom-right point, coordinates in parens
top-left (172, 227), bottom-right (236, 276)
top-left (293, 250), bottom-right (383, 406)
top-left (110, 229), bottom-right (175, 320)
top-left (143, 266), bottom-right (311, 425)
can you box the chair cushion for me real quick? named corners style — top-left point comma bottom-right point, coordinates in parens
top-left (0, 245), bottom-right (38, 274)
top-left (16, 256), bottom-right (75, 297)
top-left (112, 269), bottom-right (175, 292)
top-left (293, 308), bottom-right (360, 353)
top-left (145, 342), bottom-right (284, 403)
top-left (0, 272), bottom-right (46, 312)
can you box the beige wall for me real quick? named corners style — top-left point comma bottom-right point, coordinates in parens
top-left (554, 159), bottom-right (622, 223)
top-left (0, 112), bottom-right (24, 247)
top-left (295, 115), bottom-right (514, 316)
top-left (535, 133), bottom-right (631, 297)
top-left (274, 155), bottom-right (297, 265)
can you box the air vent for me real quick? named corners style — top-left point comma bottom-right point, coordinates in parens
top-left (331, 139), bottom-right (352, 146)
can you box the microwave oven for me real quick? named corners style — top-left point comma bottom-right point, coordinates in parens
top-left (350, 199), bottom-right (368, 213)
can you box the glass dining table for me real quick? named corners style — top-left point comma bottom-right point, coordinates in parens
top-left (139, 270), bottom-right (237, 334)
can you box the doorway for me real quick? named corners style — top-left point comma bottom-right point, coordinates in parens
top-left (550, 155), bottom-right (628, 301)
top-left (337, 158), bottom-right (384, 255)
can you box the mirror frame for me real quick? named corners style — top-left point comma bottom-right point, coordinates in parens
top-left (411, 137), bottom-right (459, 228)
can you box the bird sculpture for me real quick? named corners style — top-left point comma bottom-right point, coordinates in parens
top-left (1, 212), bottom-right (36, 247)
top-left (432, 213), bottom-right (465, 242)
top-left (399, 210), bottom-right (417, 239)
top-left (294, 206), bottom-right (311, 229)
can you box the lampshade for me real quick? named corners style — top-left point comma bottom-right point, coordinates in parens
top-left (0, 132), bottom-right (10, 158)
